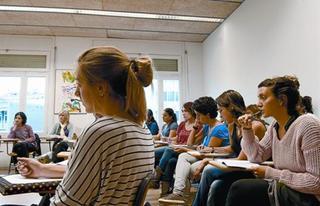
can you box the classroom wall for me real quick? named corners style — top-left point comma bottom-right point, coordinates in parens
top-left (0, 35), bottom-right (204, 168)
top-left (203, 0), bottom-right (320, 116)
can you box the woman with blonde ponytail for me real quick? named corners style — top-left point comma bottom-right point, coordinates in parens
top-left (17, 46), bottom-right (155, 206)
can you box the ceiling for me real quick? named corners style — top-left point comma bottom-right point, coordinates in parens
top-left (0, 0), bottom-right (243, 43)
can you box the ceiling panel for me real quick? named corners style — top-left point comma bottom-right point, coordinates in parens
top-left (0, 25), bottom-right (52, 36)
top-left (0, 0), bottom-right (243, 42)
top-left (107, 30), bottom-right (207, 42)
top-left (50, 27), bottom-right (107, 38)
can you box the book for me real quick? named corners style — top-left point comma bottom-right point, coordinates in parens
top-left (0, 174), bottom-right (61, 195)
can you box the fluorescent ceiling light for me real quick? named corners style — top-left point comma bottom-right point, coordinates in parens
top-left (0, 5), bottom-right (224, 23)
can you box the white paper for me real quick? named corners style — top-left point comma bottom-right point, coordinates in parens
top-left (3, 174), bottom-right (61, 184)
top-left (215, 159), bottom-right (259, 169)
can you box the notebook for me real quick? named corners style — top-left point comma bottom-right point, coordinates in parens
top-left (0, 174), bottom-right (61, 195)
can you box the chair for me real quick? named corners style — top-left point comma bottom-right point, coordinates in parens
top-left (133, 172), bottom-right (153, 206)
top-left (8, 133), bottom-right (42, 174)
top-left (33, 133), bottom-right (42, 157)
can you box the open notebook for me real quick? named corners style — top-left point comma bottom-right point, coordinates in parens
top-left (209, 159), bottom-right (274, 171)
top-left (0, 174), bottom-right (62, 195)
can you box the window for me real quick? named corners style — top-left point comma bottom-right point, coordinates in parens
top-left (144, 56), bottom-right (181, 127)
top-left (0, 75), bottom-right (47, 133)
top-left (0, 77), bottom-right (20, 132)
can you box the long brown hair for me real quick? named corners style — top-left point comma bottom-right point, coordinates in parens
top-left (77, 46), bottom-right (153, 124)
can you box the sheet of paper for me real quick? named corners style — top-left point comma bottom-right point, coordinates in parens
top-left (215, 159), bottom-right (259, 169)
top-left (3, 175), bottom-right (61, 184)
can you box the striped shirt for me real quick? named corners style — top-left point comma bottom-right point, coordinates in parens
top-left (242, 114), bottom-right (320, 201)
top-left (51, 116), bottom-right (154, 205)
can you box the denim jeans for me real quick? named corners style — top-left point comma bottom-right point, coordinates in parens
top-left (192, 165), bottom-right (255, 206)
top-left (159, 147), bottom-right (179, 171)
top-left (192, 165), bottom-right (224, 206)
top-left (154, 146), bottom-right (168, 167)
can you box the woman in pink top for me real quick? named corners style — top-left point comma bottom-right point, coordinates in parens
top-left (226, 76), bottom-right (320, 206)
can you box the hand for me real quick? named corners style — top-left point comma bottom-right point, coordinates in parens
top-left (249, 165), bottom-right (268, 178)
top-left (238, 114), bottom-right (253, 130)
top-left (200, 146), bottom-right (213, 153)
top-left (196, 145), bottom-right (204, 151)
top-left (192, 160), bottom-right (208, 180)
top-left (16, 157), bottom-right (44, 178)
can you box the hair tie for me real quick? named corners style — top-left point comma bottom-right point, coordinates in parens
top-left (130, 59), bottom-right (138, 73)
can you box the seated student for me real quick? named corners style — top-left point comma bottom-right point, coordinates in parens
top-left (159, 96), bottom-right (229, 204)
top-left (154, 108), bottom-right (178, 169)
top-left (192, 90), bottom-right (266, 206)
top-left (154, 102), bottom-right (201, 196)
top-left (17, 46), bottom-right (154, 205)
top-left (297, 95), bottom-right (314, 114)
top-left (7, 112), bottom-right (37, 164)
top-left (49, 110), bottom-right (74, 163)
top-left (154, 108), bottom-right (178, 140)
top-left (226, 76), bottom-right (320, 206)
top-left (146, 109), bottom-right (159, 135)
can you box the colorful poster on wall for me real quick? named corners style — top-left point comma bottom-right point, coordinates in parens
top-left (55, 70), bottom-right (85, 114)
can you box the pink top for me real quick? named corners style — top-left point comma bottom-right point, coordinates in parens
top-left (176, 121), bottom-right (192, 145)
top-left (241, 114), bottom-right (320, 201)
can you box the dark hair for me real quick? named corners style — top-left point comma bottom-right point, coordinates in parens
top-left (15, 112), bottom-right (27, 125)
top-left (147, 109), bottom-right (156, 122)
top-left (77, 46), bottom-right (153, 124)
top-left (193, 96), bottom-right (218, 118)
top-left (164, 108), bottom-right (177, 122)
top-left (216, 90), bottom-right (246, 118)
top-left (258, 76), bottom-right (300, 116)
top-left (183, 102), bottom-right (196, 118)
top-left (302, 96), bottom-right (313, 114)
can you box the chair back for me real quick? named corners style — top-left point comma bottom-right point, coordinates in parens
top-left (34, 133), bottom-right (42, 156)
top-left (133, 172), bottom-right (152, 206)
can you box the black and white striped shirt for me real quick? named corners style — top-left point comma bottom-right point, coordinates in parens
top-left (51, 116), bottom-right (154, 206)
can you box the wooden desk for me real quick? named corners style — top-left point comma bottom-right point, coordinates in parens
top-left (0, 138), bottom-right (19, 155)
top-left (57, 151), bottom-right (71, 160)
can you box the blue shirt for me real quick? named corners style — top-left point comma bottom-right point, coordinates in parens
top-left (146, 121), bottom-right (159, 135)
top-left (161, 122), bottom-right (178, 137)
top-left (202, 124), bottom-right (229, 147)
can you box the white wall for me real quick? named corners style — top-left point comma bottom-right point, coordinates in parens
top-left (0, 35), bottom-right (203, 168)
top-left (203, 0), bottom-right (320, 116)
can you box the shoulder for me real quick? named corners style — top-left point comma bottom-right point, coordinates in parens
top-left (178, 121), bottom-right (186, 128)
top-left (25, 124), bottom-right (33, 130)
top-left (169, 122), bottom-right (178, 129)
top-left (213, 124), bottom-right (228, 131)
top-left (293, 114), bottom-right (320, 134)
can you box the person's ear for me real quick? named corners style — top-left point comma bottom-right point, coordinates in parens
top-left (278, 94), bottom-right (288, 107)
top-left (97, 82), bottom-right (109, 97)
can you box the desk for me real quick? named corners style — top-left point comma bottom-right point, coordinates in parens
top-left (0, 138), bottom-right (19, 155)
top-left (40, 136), bottom-right (77, 151)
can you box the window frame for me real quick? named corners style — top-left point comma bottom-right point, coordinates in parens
top-left (0, 50), bottom-right (50, 135)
